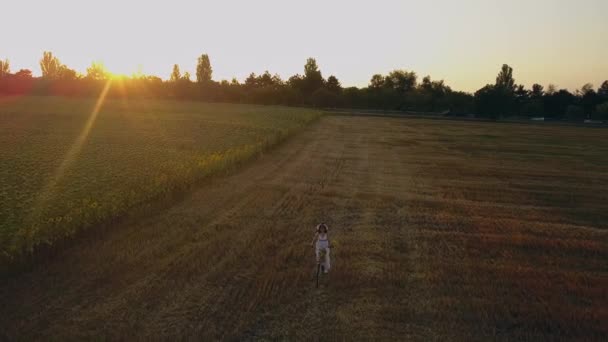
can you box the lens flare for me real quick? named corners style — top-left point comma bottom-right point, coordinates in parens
top-left (27, 80), bottom-right (113, 233)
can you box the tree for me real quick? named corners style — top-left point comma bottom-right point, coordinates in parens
top-left (418, 76), bottom-right (451, 111)
top-left (326, 75), bottom-right (342, 93)
top-left (287, 74), bottom-right (305, 93)
top-left (245, 73), bottom-right (258, 88)
top-left (581, 83), bottom-right (594, 95)
top-left (595, 102), bottom-right (608, 120)
top-left (40, 51), bottom-right (62, 79)
top-left (580, 83), bottom-right (599, 117)
top-left (311, 88), bottom-right (340, 108)
top-left (0, 59), bottom-right (10, 78)
top-left (271, 73), bottom-right (283, 86)
top-left (258, 71), bottom-right (274, 87)
top-left (546, 84), bottom-right (557, 95)
top-left (524, 84), bottom-right (545, 116)
top-left (175, 70), bottom-right (194, 100)
top-left (39, 52), bottom-right (78, 80)
top-left (543, 89), bottom-right (576, 119)
top-left (302, 57), bottom-right (324, 95)
top-left (431, 80), bottom-right (450, 96)
top-left (243, 71), bottom-right (282, 89)
top-left (445, 91), bottom-right (475, 115)
top-left (599, 81), bottom-right (608, 99)
top-left (531, 84), bottom-right (544, 99)
top-left (474, 65), bottom-right (520, 118)
top-left (515, 85), bottom-right (528, 98)
top-left (521, 99), bottom-right (544, 117)
top-left (515, 84), bottom-right (528, 100)
top-left (196, 54), bottom-right (212, 83)
top-left (86, 61), bottom-right (109, 80)
top-left (369, 74), bottom-right (384, 89)
top-left (15, 69), bottom-right (32, 78)
top-left (58, 65), bottom-right (78, 80)
top-left (385, 70), bottom-right (417, 93)
top-left (429, 79), bottom-right (451, 111)
top-left (304, 58), bottom-right (321, 78)
top-left (565, 105), bottom-right (585, 120)
top-left (170, 64), bottom-right (181, 82)
top-left (495, 64), bottom-right (515, 92)
top-left (513, 85), bottom-right (530, 115)
top-left (474, 84), bottom-right (501, 118)
top-left (474, 64), bottom-right (517, 116)
top-left (420, 76), bottom-right (432, 92)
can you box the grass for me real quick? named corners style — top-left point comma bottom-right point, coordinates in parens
top-left (0, 95), bottom-right (321, 264)
top-left (193, 116), bottom-right (606, 340)
top-left (377, 119), bottom-right (608, 340)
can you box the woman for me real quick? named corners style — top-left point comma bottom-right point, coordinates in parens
top-left (312, 223), bottom-right (331, 273)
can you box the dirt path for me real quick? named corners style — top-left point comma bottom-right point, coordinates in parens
top-left (1, 115), bottom-right (606, 340)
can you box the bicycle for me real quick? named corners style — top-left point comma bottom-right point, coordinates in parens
top-left (315, 247), bottom-right (329, 288)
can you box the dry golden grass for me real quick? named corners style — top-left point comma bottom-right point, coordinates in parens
top-left (0, 115), bottom-right (606, 340)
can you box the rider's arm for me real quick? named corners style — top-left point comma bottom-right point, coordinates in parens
top-left (311, 232), bottom-right (318, 246)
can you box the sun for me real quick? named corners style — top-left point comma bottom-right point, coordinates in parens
top-left (109, 72), bottom-right (128, 80)
top-left (89, 60), bottom-right (137, 80)
top-left (104, 61), bottom-right (144, 80)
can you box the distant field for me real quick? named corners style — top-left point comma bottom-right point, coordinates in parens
top-left (1, 115), bottom-right (606, 340)
top-left (0, 96), bottom-right (320, 263)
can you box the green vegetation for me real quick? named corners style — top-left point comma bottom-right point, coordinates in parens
top-left (0, 96), bottom-right (320, 263)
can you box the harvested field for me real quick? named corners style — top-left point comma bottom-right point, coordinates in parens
top-left (1, 115), bottom-right (606, 340)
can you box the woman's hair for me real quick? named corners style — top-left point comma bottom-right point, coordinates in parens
top-left (317, 223), bottom-right (328, 233)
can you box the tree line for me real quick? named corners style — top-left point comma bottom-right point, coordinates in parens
top-left (0, 52), bottom-right (607, 120)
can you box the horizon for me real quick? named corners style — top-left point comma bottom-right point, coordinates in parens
top-left (2, 0), bottom-right (607, 93)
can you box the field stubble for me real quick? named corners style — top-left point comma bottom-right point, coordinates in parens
top-left (0, 115), bottom-right (606, 340)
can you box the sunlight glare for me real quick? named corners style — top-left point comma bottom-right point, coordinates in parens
top-left (27, 80), bottom-right (113, 237)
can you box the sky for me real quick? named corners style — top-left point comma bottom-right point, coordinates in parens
top-left (2, 0), bottom-right (607, 92)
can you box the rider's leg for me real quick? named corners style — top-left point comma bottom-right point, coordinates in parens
top-left (324, 248), bottom-right (331, 272)
top-left (315, 243), bottom-right (321, 263)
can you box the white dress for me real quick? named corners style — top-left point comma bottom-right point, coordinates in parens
top-left (315, 232), bottom-right (331, 272)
